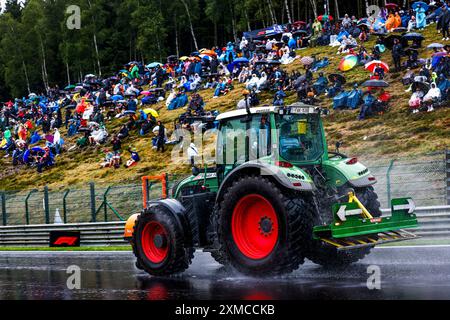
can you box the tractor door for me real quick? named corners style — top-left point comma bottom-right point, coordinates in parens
top-left (216, 114), bottom-right (271, 184)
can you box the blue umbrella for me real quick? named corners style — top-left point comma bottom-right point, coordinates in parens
top-left (412, 1), bottom-right (428, 11)
top-left (111, 95), bottom-right (123, 101)
top-left (361, 80), bottom-right (390, 88)
top-left (234, 57), bottom-right (249, 64)
top-left (427, 43), bottom-right (444, 50)
top-left (146, 62), bottom-right (162, 68)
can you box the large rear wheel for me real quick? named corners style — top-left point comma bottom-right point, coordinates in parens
top-left (306, 186), bottom-right (382, 267)
top-left (132, 205), bottom-right (194, 276)
top-left (213, 175), bottom-right (314, 276)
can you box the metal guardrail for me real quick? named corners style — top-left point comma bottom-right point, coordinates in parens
top-left (0, 206), bottom-right (449, 247)
top-left (0, 221), bottom-right (127, 247)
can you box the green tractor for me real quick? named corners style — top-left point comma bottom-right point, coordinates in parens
top-left (124, 103), bottom-right (418, 276)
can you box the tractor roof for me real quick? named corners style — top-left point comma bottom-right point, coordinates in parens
top-left (216, 103), bottom-right (320, 121)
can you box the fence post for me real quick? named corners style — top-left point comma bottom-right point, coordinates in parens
top-left (63, 189), bottom-right (70, 224)
top-left (90, 182), bottom-right (96, 222)
top-left (446, 149), bottom-right (450, 205)
top-left (104, 186), bottom-right (111, 222)
top-left (386, 159), bottom-right (396, 206)
top-left (25, 189), bottom-right (38, 225)
top-left (1, 192), bottom-right (6, 226)
top-left (44, 186), bottom-right (50, 224)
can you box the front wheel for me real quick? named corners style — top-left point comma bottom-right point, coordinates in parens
top-left (132, 205), bottom-right (193, 276)
top-left (213, 175), bottom-right (314, 276)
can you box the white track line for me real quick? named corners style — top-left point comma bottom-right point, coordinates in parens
top-left (375, 245), bottom-right (450, 249)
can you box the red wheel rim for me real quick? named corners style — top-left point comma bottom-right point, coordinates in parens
top-left (232, 194), bottom-right (279, 260)
top-left (141, 221), bottom-right (169, 264)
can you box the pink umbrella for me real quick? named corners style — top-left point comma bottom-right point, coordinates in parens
top-left (45, 135), bottom-right (54, 144)
top-left (385, 3), bottom-right (399, 10)
top-left (432, 52), bottom-right (448, 57)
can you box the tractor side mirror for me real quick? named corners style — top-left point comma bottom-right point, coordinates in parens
top-left (335, 141), bottom-right (343, 153)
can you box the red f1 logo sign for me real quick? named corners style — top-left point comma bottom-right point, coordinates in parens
top-left (54, 237), bottom-right (79, 246)
top-left (50, 231), bottom-right (80, 247)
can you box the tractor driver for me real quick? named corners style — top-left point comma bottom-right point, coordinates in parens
top-left (279, 119), bottom-right (312, 161)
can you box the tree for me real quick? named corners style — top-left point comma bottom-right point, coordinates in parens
top-left (179, 0), bottom-right (199, 51)
top-left (285, 0), bottom-right (293, 24)
top-left (4, 0), bottom-right (23, 19)
top-left (131, 1), bottom-right (167, 62)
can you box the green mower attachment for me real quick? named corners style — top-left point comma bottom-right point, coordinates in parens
top-left (313, 193), bottom-right (419, 251)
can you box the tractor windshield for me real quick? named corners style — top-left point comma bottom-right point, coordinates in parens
top-left (275, 113), bottom-right (324, 163)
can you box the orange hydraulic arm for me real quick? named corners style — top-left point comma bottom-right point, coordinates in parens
top-left (141, 174), bottom-right (168, 209)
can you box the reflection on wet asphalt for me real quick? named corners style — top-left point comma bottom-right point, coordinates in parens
top-left (1, 246), bottom-right (450, 300)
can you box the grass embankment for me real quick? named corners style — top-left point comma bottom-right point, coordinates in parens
top-left (0, 25), bottom-right (449, 190)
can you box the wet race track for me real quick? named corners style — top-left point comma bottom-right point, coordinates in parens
top-left (1, 246), bottom-right (450, 300)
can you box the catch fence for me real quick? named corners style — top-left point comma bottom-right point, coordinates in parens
top-left (0, 151), bottom-right (449, 226)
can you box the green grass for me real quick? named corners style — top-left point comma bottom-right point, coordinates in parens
top-left (0, 246), bottom-right (132, 252)
top-left (0, 24), bottom-right (448, 190)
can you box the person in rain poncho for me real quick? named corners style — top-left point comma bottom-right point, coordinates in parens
top-left (178, 76), bottom-right (188, 89)
top-left (342, 14), bottom-right (352, 29)
top-left (17, 124), bottom-right (27, 141)
top-left (54, 128), bottom-right (61, 155)
top-left (238, 67), bottom-right (250, 83)
top-left (312, 19), bottom-right (322, 35)
top-left (409, 86), bottom-right (425, 113)
top-left (190, 74), bottom-right (202, 91)
top-left (130, 64), bottom-right (140, 79)
top-left (265, 39), bottom-right (274, 51)
top-left (359, 91), bottom-right (375, 120)
top-left (288, 35), bottom-right (297, 50)
top-left (256, 72), bottom-right (268, 92)
top-left (246, 74), bottom-right (259, 91)
top-left (89, 126), bottom-right (108, 145)
top-left (113, 83), bottom-right (123, 96)
top-left (423, 82), bottom-right (441, 112)
top-left (394, 12), bottom-right (402, 29)
top-left (386, 13), bottom-right (396, 32)
top-left (226, 42), bottom-right (235, 63)
top-left (187, 143), bottom-right (199, 167)
top-left (239, 37), bottom-right (248, 51)
top-left (407, 16), bottom-right (416, 32)
top-left (415, 3), bottom-right (427, 30)
top-left (125, 83), bottom-right (139, 96)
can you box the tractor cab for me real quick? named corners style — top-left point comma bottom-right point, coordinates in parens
top-left (215, 104), bottom-right (327, 184)
top-left (273, 105), bottom-right (326, 165)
